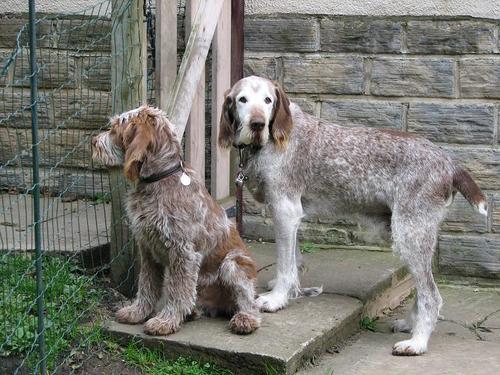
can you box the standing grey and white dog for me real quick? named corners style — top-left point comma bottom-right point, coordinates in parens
top-left (92, 106), bottom-right (260, 336)
top-left (218, 76), bottom-right (487, 355)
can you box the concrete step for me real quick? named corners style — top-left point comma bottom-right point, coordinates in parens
top-left (105, 242), bottom-right (413, 375)
top-left (252, 242), bottom-right (413, 317)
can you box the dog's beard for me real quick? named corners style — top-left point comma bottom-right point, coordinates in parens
top-left (92, 133), bottom-right (124, 166)
top-left (237, 123), bottom-right (270, 147)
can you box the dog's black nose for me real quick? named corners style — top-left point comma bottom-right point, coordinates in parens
top-left (250, 121), bottom-right (265, 131)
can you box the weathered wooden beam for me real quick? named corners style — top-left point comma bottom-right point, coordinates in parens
top-left (166, 0), bottom-right (224, 140)
top-left (184, 0), bottom-right (206, 181)
top-left (155, 0), bottom-right (177, 111)
top-left (110, 0), bottom-right (147, 297)
top-left (230, 0), bottom-right (245, 198)
top-left (210, 0), bottom-right (231, 199)
top-left (231, 0), bottom-right (245, 85)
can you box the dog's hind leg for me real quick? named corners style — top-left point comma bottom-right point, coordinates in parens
top-left (257, 196), bottom-right (303, 312)
top-left (220, 250), bottom-right (261, 334)
top-left (116, 247), bottom-right (164, 324)
top-left (391, 209), bottom-right (443, 356)
top-left (392, 295), bottom-right (418, 333)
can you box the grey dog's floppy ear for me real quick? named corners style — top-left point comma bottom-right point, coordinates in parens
top-left (271, 82), bottom-right (293, 151)
top-left (218, 90), bottom-right (235, 148)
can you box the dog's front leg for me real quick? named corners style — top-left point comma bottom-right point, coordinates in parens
top-left (116, 247), bottom-right (163, 324)
top-left (143, 246), bottom-right (201, 336)
top-left (257, 197), bottom-right (303, 312)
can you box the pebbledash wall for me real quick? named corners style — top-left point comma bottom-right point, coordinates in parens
top-left (242, 0), bottom-right (500, 278)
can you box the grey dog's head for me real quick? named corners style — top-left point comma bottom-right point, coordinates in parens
top-left (218, 76), bottom-right (293, 151)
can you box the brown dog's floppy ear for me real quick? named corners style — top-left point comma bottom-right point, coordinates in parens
top-left (218, 90), bottom-right (235, 148)
top-left (123, 120), bottom-right (155, 181)
top-left (271, 82), bottom-right (293, 151)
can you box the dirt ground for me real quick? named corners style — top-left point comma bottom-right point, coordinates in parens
top-left (55, 349), bottom-right (141, 375)
top-left (0, 351), bottom-right (140, 375)
top-left (1, 356), bottom-right (28, 375)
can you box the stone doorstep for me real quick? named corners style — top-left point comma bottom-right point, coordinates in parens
top-left (104, 243), bottom-right (413, 375)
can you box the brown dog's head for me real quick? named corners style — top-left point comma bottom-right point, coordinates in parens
top-left (218, 76), bottom-right (293, 151)
top-left (91, 106), bottom-right (179, 181)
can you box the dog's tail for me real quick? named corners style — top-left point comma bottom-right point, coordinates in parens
top-left (453, 167), bottom-right (487, 216)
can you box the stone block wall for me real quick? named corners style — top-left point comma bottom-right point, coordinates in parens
top-left (243, 15), bottom-right (500, 278)
top-left (0, 14), bottom-right (114, 197)
top-left (0, 11), bottom-right (184, 197)
top-left (1, 11), bottom-right (499, 278)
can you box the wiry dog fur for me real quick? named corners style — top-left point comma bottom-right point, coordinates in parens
top-left (218, 76), bottom-right (487, 355)
top-left (92, 105), bottom-right (260, 336)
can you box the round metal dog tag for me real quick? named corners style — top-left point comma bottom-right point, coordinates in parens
top-left (180, 172), bottom-right (191, 186)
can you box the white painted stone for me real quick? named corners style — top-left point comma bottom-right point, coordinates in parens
top-left (0, 0), bottom-right (107, 14)
top-left (246, 0), bottom-right (500, 18)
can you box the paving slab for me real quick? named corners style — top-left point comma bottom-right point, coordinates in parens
top-left (299, 331), bottom-right (500, 375)
top-left (106, 242), bottom-right (414, 374)
top-left (437, 285), bottom-right (500, 327)
top-left (106, 294), bottom-right (362, 375)
top-left (378, 283), bottom-right (500, 342)
top-left (300, 282), bottom-right (500, 375)
top-left (0, 193), bottom-right (110, 253)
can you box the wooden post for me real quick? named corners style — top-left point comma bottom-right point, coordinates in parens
top-left (185, 0), bottom-right (206, 181)
top-left (110, 0), bottom-right (147, 296)
top-left (166, 0), bottom-right (224, 139)
top-left (231, 0), bottom-right (245, 86)
top-left (210, 0), bottom-right (232, 200)
top-left (230, 0), bottom-right (245, 197)
top-left (155, 0), bottom-right (177, 111)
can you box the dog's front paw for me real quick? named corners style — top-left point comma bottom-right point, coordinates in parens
top-left (256, 291), bottom-right (288, 313)
top-left (391, 319), bottom-right (412, 333)
top-left (143, 316), bottom-right (179, 336)
top-left (392, 338), bottom-right (427, 356)
top-left (229, 312), bottom-right (260, 335)
top-left (116, 305), bottom-right (148, 324)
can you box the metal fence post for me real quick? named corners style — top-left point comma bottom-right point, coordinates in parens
top-left (28, 0), bottom-right (47, 373)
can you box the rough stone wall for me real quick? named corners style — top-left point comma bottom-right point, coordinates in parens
top-left (243, 15), bottom-right (500, 278)
top-left (0, 10), bottom-right (185, 197)
top-left (0, 14), bottom-right (113, 197)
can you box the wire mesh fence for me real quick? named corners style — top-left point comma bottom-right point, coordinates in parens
top-left (0, 1), bottom-right (186, 373)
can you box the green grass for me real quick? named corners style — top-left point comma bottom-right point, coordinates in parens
top-left (93, 192), bottom-right (111, 204)
top-left (263, 361), bottom-right (281, 375)
top-left (122, 341), bottom-right (234, 375)
top-left (0, 254), bottom-right (101, 370)
top-left (0, 254), bottom-right (237, 374)
top-left (300, 241), bottom-right (318, 254)
top-left (359, 316), bottom-right (378, 332)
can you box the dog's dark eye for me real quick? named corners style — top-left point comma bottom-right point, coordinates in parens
top-left (264, 97), bottom-right (272, 104)
top-left (238, 96), bottom-right (247, 103)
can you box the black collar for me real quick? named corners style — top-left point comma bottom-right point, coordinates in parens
top-left (139, 162), bottom-right (183, 184)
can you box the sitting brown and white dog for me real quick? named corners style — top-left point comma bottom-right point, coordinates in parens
top-left (218, 76), bottom-right (487, 355)
top-left (92, 105), bottom-right (260, 336)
